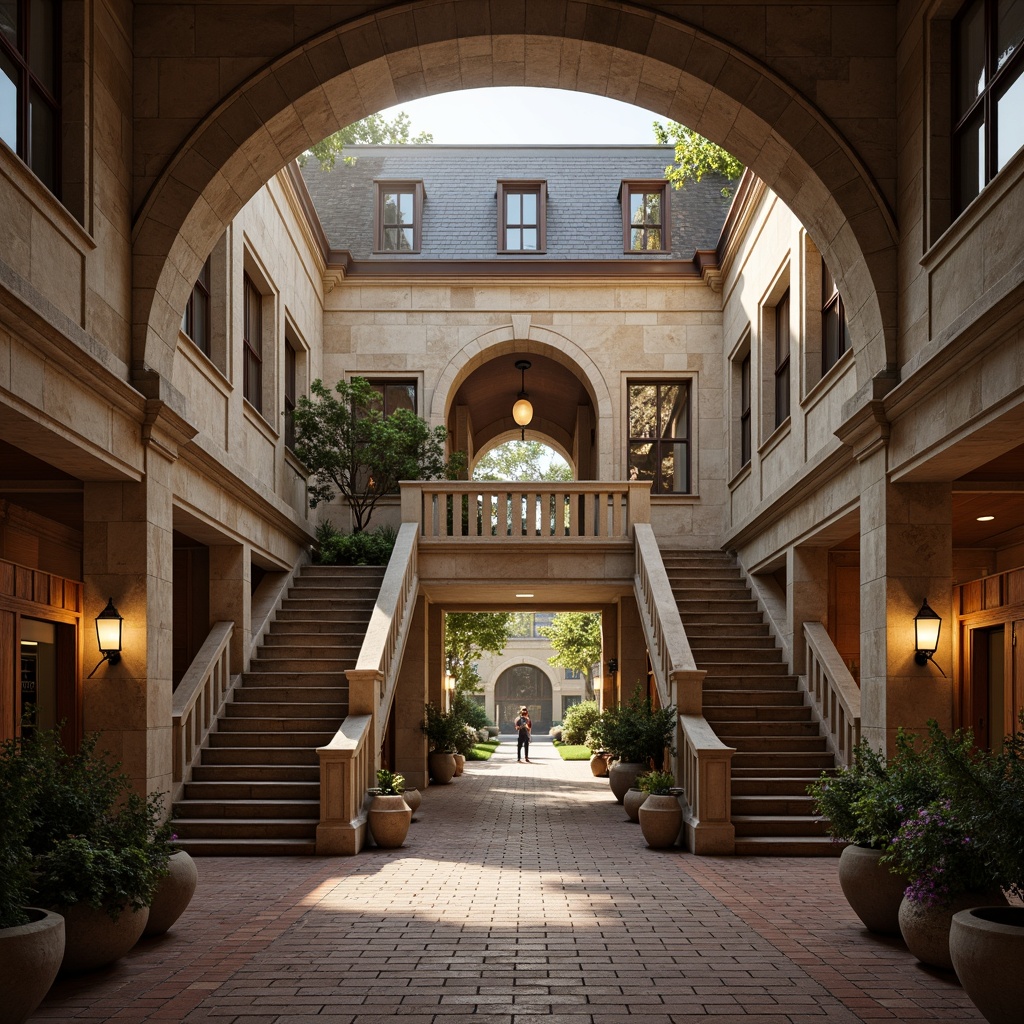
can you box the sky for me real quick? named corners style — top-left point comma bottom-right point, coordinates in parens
top-left (377, 88), bottom-right (667, 145)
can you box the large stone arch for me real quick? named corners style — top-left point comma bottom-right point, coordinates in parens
top-left (132, 0), bottom-right (897, 404)
top-left (429, 322), bottom-right (616, 480)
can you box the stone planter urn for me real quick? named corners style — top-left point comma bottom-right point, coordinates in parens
top-left (402, 788), bottom-right (421, 816)
top-left (838, 845), bottom-right (907, 935)
top-left (638, 793), bottom-right (683, 849)
top-left (623, 787), bottom-right (648, 822)
top-left (368, 793), bottom-right (412, 848)
top-left (899, 890), bottom-right (1007, 971)
top-left (429, 751), bottom-right (457, 785)
top-left (58, 902), bottom-right (149, 972)
top-left (589, 751), bottom-right (609, 777)
top-left (144, 849), bottom-right (198, 937)
top-left (950, 906), bottom-right (1024, 1024)
top-left (608, 762), bottom-right (645, 803)
top-left (453, 753), bottom-right (466, 776)
top-left (0, 907), bottom-right (65, 1024)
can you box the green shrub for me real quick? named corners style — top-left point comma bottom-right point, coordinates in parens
top-left (561, 700), bottom-right (601, 745)
top-left (638, 769), bottom-right (675, 794)
top-left (598, 684), bottom-right (676, 767)
top-left (315, 519), bottom-right (396, 566)
top-left (0, 735), bottom-right (34, 928)
top-left (374, 767), bottom-right (405, 795)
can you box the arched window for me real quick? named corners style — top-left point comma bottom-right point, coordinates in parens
top-left (494, 665), bottom-right (552, 732)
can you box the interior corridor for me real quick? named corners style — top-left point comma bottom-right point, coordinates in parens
top-left (31, 741), bottom-right (982, 1024)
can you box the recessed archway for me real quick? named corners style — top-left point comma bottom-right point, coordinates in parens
top-left (132, 0), bottom-right (896, 407)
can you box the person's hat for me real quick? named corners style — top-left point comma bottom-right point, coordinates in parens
top-left (520, 706), bottom-right (528, 713)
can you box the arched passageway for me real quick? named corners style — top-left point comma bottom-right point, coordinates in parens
top-left (495, 664), bottom-right (553, 731)
top-left (132, 0), bottom-right (896, 409)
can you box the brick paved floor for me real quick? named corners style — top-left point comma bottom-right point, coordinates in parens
top-left (30, 737), bottom-right (983, 1024)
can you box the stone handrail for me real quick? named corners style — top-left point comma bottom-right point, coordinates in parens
top-left (171, 620), bottom-right (234, 801)
top-left (803, 621), bottom-right (862, 765)
top-left (402, 481), bottom-right (651, 540)
top-left (632, 525), bottom-right (734, 854)
top-left (317, 523), bottom-right (420, 855)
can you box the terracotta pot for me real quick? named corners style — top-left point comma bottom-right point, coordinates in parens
top-left (623, 787), bottom-right (648, 822)
top-left (638, 793), bottom-right (683, 849)
top-left (589, 752), bottom-right (609, 777)
top-left (58, 902), bottom-right (149, 972)
top-left (950, 906), bottom-right (1024, 1024)
top-left (608, 762), bottom-right (645, 803)
top-left (0, 907), bottom-right (65, 1024)
top-left (402, 788), bottom-right (421, 815)
top-left (429, 751), bottom-right (456, 785)
top-left (453, 753), bottom-right (466, 776)
top-left (838, 845), bottom-right (907, 936)
top-left (899, 890), bottom-right (1008, 971)
top-left (368, 793), bottom-right (412, 848)
top-left (144, 849), bottom-right (199, 937)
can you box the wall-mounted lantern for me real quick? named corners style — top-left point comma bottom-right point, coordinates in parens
top-left (913, 599), bottom-right (941, 667)
top-left (88, 598), bottom-right (123, 677)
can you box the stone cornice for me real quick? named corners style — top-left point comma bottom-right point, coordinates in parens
top-left (835, 398), bottom-right (890, 463)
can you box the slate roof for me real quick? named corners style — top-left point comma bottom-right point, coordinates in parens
top-left (299, 145), bottom-right (732, 262)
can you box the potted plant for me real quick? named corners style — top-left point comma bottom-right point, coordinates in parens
top-left (636, 769), bottom-right (682, 849)
top-left (19, 729), bottom-right (174, 972)
top-left (423, 702), bottom-right (460, 784)
top-left (808, 731), bottom-right (935, 935)
top-left (368, 768), bottom-right (412, 848)
top-left (600, 685), bottom-right (676, 803)
top-left (0, 735), bottom-right (65, 1024)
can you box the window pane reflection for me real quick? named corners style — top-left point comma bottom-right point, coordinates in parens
top-left (997, 65), bottom-right (1024, 168)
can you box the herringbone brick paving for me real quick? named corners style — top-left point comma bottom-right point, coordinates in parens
top-left (30, 738), bottom-right (982, 1023)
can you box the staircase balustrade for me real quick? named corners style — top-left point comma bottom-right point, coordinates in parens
top-left (633, 526), bottom-right (735, 854)
top-left (402, 481), bottom-right (651, 540)
top-left (171, 620), bottom-right (234, 801)
top-left (802, 622), bottom-right (861, 766)
top-left (317, 523), bottom-right (419, 855)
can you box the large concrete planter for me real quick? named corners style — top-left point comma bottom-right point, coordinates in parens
top-left (608, 762), bottom-right (644, 803)
top-left (144, 850), bottom-right (199, 937)
top-left (429, 752), bottom-right (457, 785)
top-left (368, 794), bottom-right (412, 848)
top-left (589, 752), bottom-right (610, 777)
top-left (950, 906), bottom-right (1024, 1024)
top-left (623, 787), bottom-right (648, 822)
top-left (59, 902), bottom-right (149, 972)
top-left (0, 907), bottom-right (65, 1024)
top-left (838, 845), bottom-right (906, 936)
top-left (898, 890), bottom-right (1007, 971)
top-left (638, 793), bottom-right (683, 849)
top-left (402, 788), bottom-right (421, 816)
top-left (453, 753), bottom-right (466, 777)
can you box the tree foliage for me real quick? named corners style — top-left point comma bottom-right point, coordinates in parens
top-left (303, 111), bottom-right (433, 171)
top-left (652, 121), bottom-right (744, 196)
top-left (539, 612), bottom-right (602, 701)
top-left (473, 440), bottom-right (573, 482)
top-left (292, 376), bottom-right (465, 532)
top-left (445, 612), bottom-right (515, 693)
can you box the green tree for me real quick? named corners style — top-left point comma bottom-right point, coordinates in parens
top-left (303, 111), bottom-right (433, 171)
top-left (473, 440), bottom-right (572, 482)
top-left (539, 612), bottom-right (602, 701)
top-left (652, 121), bottom-right (744, 196)
top-left (445, 612), bottom-right (515, 693)
top-left (292, 376), bottom-right (465, 532)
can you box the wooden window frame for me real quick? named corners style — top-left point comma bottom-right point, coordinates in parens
top-left (181, 256), bottom-right (212, 356)
top-left (363, 378), bottom-right (418, 418)
top-left (774, 289), bottom-right (791, 428)
top-left (497, 180), bottom-right (547, 253)
top-left (374, 180), bottom-right (424, 254)
top-left (740, 353), bottom-right (752, 467)
top-left (821, 258), bottom-right (850, 375)
top-left (952, 0), bottom-right (1024, 215)
top-left (626, 379), bottom-right (692, 495)
top-left (621, 180), bottom-right (670, 254)
top-left (242, 272), bottom-right (263, 413)
top-left (284, 337), bottom-right (296, 451)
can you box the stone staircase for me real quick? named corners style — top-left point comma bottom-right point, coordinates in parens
top-left (664, 549), bottom-right (837, 855)
top-left (173, 564), bottom-right (384, 855)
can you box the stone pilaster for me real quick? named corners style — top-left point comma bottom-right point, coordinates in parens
top-left (789, 546), bottom-right (828, 675)
top-left (616, 594), bottom-right (647, 704)
top-left (209, 542), bottom-right (250, 672)
top-left (394, 595), bottom-right (429, 790)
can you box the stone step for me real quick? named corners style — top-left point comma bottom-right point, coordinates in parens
top-left (191, 764), bottom-right (320, 783)
top-left (183, 780), bottom-right (320, 801)
top-left (731, 794), bottom-right (819, 816)
top-left (686, 633), bottom-right (775, 648)
top-left (273, 610), bottom-right (374, 625)
top-left (173, 837), bottom-right (318, 856)
top-left (300, 565), bottom-right (386, 577)
top-left (248, 656), bottom-right (355, 673)
top-left (703, 674), bottom-right (800, 691)
top-left (224, 702), bottom-right (345, 719)
top-left (702, 690), bottom-right (806, 707)
top-left (704, 706), bottom-right (812, 722)
top-left (731, 766), bottom-right (829, 779)
top-left (285, 586), bottom-right (381, 600)
top-left (732, 814), bottom-right (831, 838)
top-left (208, 729), bottom-right (335, 747)
top-left (172, 818), bottom-right (317, 840)
top-left (731, 776), bottom-right (821, 796)
top-left (678, 611), bottom-right (766, 626)
top-left (216, 715), bottom-right (339, 733)
top-left (262, 632), bottom-right (368, 647)
top-left (702, 662), bottom-right (793, 677)
top-left (172, 798), bottom-right (320, 820)
top-left (712, 720), bottom-right (821, 737)
top-left (673, 598), bottom-right (761, 614)
top-left (691, 647), bottom-right (781, 663)
top-left (233, 685), bottom-right (345, 703)
top-left (731, 750), bottom-right (836, 770)
top-left (717, 734), bottom-right (829, 753)
top-left (202, 746), bottom-right (320, 766)
top-left (242, 671), bottom-right (350, 687)
top-left (733, 835), bottom-right (842, 857)
top-left (665, 565), bottom-right (741, 578)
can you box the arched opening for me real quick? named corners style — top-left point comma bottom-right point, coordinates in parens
top-left (494, 664), bottom-right (553, 733)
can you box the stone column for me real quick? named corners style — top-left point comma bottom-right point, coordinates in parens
top-left (616, 594), bottom-right (647, 703)
top-left (789, 546), bottom-right (828, 675)
top-left (394, 594), bottom-right (429, 789)
top-left (209, 541), bottom-right (249, 672)
top-left (599, 602), bottom-right (619, 709)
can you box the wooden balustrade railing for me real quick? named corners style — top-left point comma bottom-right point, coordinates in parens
top-left (171, 620), bottom-right (234, 801)
top-left (803, 622), bottom-right (862, 765)
top-left (316, 523), bottom-right (420, 855)
top-left (633, 525), bottom-right (735, 854)
top-left (402, 481), bottom-right (651, 541)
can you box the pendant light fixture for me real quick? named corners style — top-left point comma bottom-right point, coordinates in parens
top-left (512, 359), bottom-right (533, 440)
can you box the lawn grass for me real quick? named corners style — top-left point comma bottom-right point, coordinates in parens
top-left (553, 744), bottom-right (592, 761)
top-left (467, 740), bottom-right (500, 761)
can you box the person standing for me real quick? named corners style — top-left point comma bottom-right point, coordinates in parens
top-left (515, 705), bottom-right (532, 762)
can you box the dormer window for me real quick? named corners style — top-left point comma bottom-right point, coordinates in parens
top-left (374, 180), bottom-right (424, 253)
top-left (621, 181), bottom-right (670, 253)
top-left (498, 181), bottom-right (547, 253)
